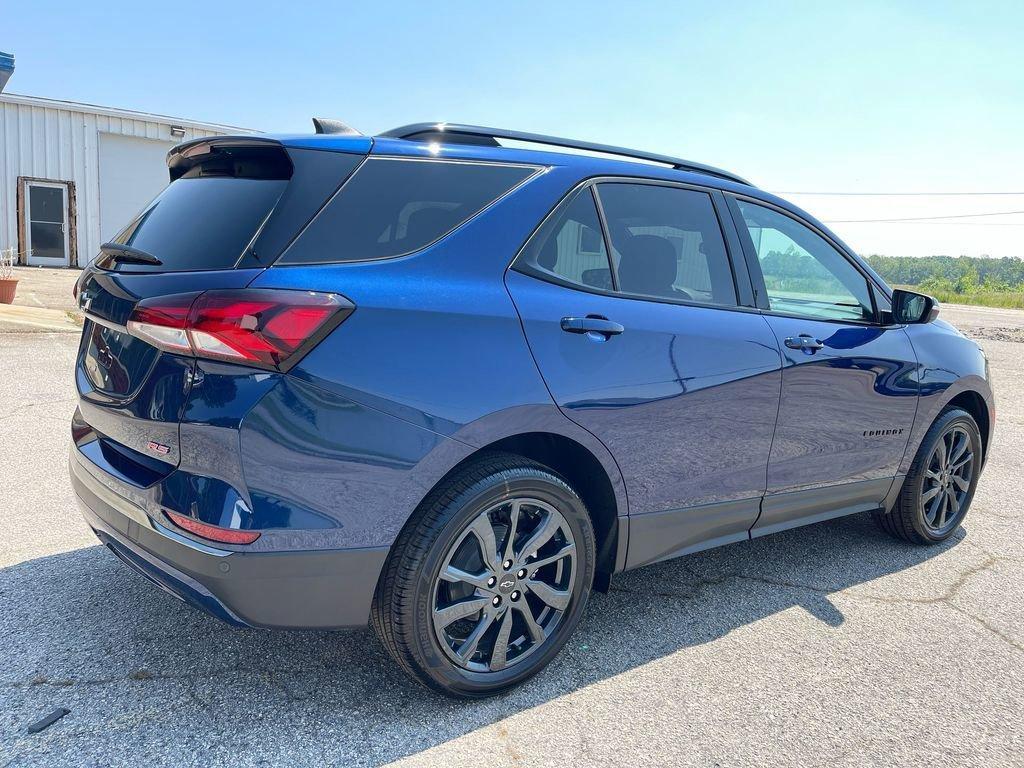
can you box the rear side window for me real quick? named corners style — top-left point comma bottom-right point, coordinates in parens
top-left (281, 158), bottom-right (537, 264)
top-left (596, 183), bottom-right (737, 306)
top-left (516, 188), bottom-right (613, 291)
top-left (106, 147), bottom-right (290, 272)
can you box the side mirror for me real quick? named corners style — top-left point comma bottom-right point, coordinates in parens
top-left (891, 289), bottom-right (939, 324)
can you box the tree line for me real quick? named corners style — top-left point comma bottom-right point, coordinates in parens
top-left (864, 254), bottom-right (1024, 293)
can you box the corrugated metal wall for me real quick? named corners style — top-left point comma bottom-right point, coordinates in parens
top-left (0, 96), bottom-right (238, 266)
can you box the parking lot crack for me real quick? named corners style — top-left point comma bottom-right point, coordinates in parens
top-left (610, 568), bottom-right (835, 602)
top-left (850, 554), bottom-right (1000, 609)
top-left (609, 555), bottom-right (1021, 652)
top-left (0, 396), bottom-right (76, 422)
top-left (3, 664), bottom-right (267, 690)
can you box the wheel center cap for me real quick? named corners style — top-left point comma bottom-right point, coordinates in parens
top-left (497, 576), bottom-right (517, 594)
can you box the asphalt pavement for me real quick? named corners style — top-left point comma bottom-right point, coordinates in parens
top-left (0, 295), bottom-right (1021, 767)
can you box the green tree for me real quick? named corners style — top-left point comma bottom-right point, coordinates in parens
top-left (864, 255), bottom-right (1024, 290)
top-left (954, 263), bottom-right (979, 294)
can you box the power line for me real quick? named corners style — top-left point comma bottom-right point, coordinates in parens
top-left (773, 191), bottom-right (1024, 196)
top-left (834, 221), bottom-right (1024, 226)
top-left (823, 209), bottom-right (1024, 223)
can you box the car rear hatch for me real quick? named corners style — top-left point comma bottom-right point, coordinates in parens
top-left (74, 135), bottom-right (367, 484)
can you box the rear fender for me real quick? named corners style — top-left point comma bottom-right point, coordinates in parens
top-left (449, 403), bottom-right (629, 520)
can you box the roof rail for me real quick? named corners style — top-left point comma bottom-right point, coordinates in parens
top-left (379, 122), bottom-right (750, 185)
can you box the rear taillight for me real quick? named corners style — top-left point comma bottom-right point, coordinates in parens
top-left (128, 292), bottom-right (196, 354)
top-left (165, 510), bottom-right (261, 545)
top-left (127, 289), bottom-right (352, 371)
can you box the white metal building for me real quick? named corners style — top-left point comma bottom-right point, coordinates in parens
top-left (0, 93), bottom-right (253, 268)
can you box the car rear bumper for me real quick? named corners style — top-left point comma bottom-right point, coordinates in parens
top-left (70, 442), bottom-right (388, 630)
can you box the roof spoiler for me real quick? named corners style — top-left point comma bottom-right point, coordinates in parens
top-left (166, 136), bottom-right (288, 180)
top-left (312, 118), bottom-right (362, 136)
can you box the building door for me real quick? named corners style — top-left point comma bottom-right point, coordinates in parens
top-left (25, 181), bottom-right (70, 266)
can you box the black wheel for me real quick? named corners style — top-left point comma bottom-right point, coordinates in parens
top-left (371, 453), bottom-right (595, 697)
top-left (874, 407), bottom-right (982, 544)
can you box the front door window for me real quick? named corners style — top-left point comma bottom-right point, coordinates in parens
top-left (735, 200), bottom-right (874, 322)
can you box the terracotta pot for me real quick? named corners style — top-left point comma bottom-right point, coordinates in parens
top-left (0, 278), bottom-right (18, 304)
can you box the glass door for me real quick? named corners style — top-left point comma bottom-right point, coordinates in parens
top-left (26, 182), bottom-right (70, 266)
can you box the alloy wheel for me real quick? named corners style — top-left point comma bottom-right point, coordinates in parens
top-left (921, 424), bottom-right (974, 533)
top-left (432, 497), bottom-right (577, 673)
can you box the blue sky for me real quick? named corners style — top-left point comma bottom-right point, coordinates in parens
top-left (6, 0), bottom-right (1024, 256)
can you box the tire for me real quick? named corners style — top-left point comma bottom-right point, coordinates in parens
top-left (874, 406), bottom-right (982, 544)
top-left (371, 453), bottom-right (596, 697)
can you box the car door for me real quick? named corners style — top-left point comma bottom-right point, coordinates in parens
top-left (725, 196), bottom-right (919, 536)
top-left (505, 180), bottom-right (783, 568)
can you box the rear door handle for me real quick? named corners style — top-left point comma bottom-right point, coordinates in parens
top-left (560, 315), bottom-right (624, 339)
top-left (784, 334), bottom-right (824, 353)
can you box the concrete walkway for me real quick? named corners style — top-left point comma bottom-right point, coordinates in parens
top-left (0, 267), bottom-right (81, 333)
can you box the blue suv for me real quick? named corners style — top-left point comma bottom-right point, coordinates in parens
top-left (71, 122), bottom-right (994, 696)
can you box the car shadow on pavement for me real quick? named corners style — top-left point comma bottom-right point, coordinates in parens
top-left (1, 512), bottom-right (964, 764)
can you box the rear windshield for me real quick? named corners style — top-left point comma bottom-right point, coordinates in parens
top-left (279, 158), bottom-right (537, 264)
top-left (102, 146), bottom-right (290, 272)
top-left (106, 177), bottom-right (286, 272)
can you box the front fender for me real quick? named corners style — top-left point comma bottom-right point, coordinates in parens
top-left (899, 321), bottom-right (994, 475)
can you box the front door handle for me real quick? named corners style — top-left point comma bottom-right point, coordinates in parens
top-left (561, 315), bottom-right (624, 340)
top-left (784, 334), bottom-right (824, 353)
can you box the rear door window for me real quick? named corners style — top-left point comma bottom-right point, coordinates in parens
top-left (596, 183), bottom-right (737, 306)
top-left (515, 187), bottom-right (613, 291)
top-left (281, 158), bottom-right (537, 264)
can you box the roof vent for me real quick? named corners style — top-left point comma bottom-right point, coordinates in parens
top-left (0, 51), bottom-right (14, 93)
top-left (311, 118), bottom-right (362, 136)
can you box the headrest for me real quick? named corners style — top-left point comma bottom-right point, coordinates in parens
top-left (617, 235), bottom-right (677, 295)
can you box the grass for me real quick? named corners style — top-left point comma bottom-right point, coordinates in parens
top-left (893, 286), bottom-right (1024, 310)
top-left (927, 290), bottom-right (1024, 309)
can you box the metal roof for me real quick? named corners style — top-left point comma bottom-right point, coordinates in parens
top-left (0, 92), bottom-right (256, 133)
top-left (0, 51), bottom-right (13, 93)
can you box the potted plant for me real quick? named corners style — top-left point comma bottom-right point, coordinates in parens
top-left (0, 248), bottom-right (17, 304)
